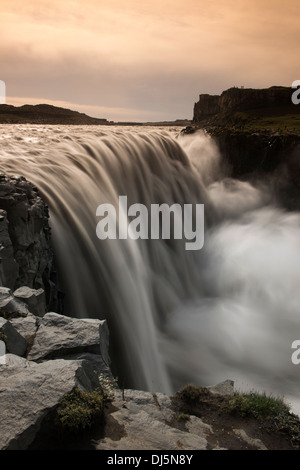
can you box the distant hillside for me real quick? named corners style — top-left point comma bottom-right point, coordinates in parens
top-left (193, 86), bottom-right (300, 132)
top-left (0, 103), bottom-right (110, 125)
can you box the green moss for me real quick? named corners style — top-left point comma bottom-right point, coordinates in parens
top-left (57, 388), bottom-right (104, 432)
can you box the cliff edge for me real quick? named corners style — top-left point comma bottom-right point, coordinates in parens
top-left (193, 86), bottom-right (300, 131)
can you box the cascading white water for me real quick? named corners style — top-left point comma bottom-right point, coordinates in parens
top-left (1, 125), bottom-right (300, 413)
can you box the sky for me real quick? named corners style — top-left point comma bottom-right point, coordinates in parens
top-left (1, 0), bottom-right (299, 122)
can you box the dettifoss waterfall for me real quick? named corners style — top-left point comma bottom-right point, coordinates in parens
top-left (1, 125), bottom-right (300, 412)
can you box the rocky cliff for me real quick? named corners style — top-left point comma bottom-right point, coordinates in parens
top-left (208, 129), bottom-right (300, 210)
top-left (193, 86), bottom-right (298, 125)
top-left (0, 175), bottom-right (62, 311)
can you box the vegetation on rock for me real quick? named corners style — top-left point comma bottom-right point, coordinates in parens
top-left (57, 388), bottom-right (105, 432)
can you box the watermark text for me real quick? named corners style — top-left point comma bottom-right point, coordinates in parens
top-left (96, 196), bottom-right (204, 250)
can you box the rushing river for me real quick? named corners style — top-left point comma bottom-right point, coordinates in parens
top-left (1, 124), bottom-right (300, 414)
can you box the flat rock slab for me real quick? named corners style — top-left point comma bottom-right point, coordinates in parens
top-left (0, 354), bottom-right (98, 450)
top-left (96, 389), bottom-right (209, 450)
top-left (27, 312), bottom-right (110, 362)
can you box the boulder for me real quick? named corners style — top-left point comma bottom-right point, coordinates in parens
top-left (27, 312), bottom-right (110, 363)
top-left (0, 354), bottom-right (102, 450)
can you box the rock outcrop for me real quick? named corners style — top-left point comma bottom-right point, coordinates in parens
top-left (0, 175), bottom-right (61, 312)
top-left (27, 312), bottom-right (109, 362)
top-left (0, 355), bottom-right (105, 450)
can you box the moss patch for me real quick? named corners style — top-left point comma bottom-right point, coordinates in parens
top-left (57, 388), bottom-right (105, 433)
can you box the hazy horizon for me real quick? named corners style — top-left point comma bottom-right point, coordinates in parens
top-left (1, 0), bottom-right (299, 121)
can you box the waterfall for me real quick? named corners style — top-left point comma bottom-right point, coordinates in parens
top-left (1, 125), bottom-right (300, 413)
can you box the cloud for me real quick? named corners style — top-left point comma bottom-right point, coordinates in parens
top-left (1, 0), bottom-right (299, 120)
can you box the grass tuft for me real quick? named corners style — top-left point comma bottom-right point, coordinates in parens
top-left (229, 391), bottom-right (290, 419)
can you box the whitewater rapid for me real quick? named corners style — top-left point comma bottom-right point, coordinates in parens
top-left (0, 124), bottom-right (300, 413)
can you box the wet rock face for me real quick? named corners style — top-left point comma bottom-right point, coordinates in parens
top-left (0, 174), bottom-right (56, 310)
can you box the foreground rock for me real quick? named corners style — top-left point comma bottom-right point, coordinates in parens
top-left (29, 380), bottom-right (292, 451)
top-left (27, 312), bottom-right (110, 362)
top-left (0, 355), bottom-right (103, 450)
top-left (97, 389), bottom-right (209, 450)
top-left (0, 304), bottom-right (112, 450)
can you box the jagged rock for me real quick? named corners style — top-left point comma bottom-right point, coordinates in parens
top-left (13, 286), bottom-right (45, 317)
top-left (0, 354), bottom-right (102, 450)
top-left (0, 286), bottom-right (29, 318)
top-left (27, 312), bottom-right (110, 363)
top-left (0, 209), bottom-right (18, 288)
top-left (0, 317), bottom-right (27, 356)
